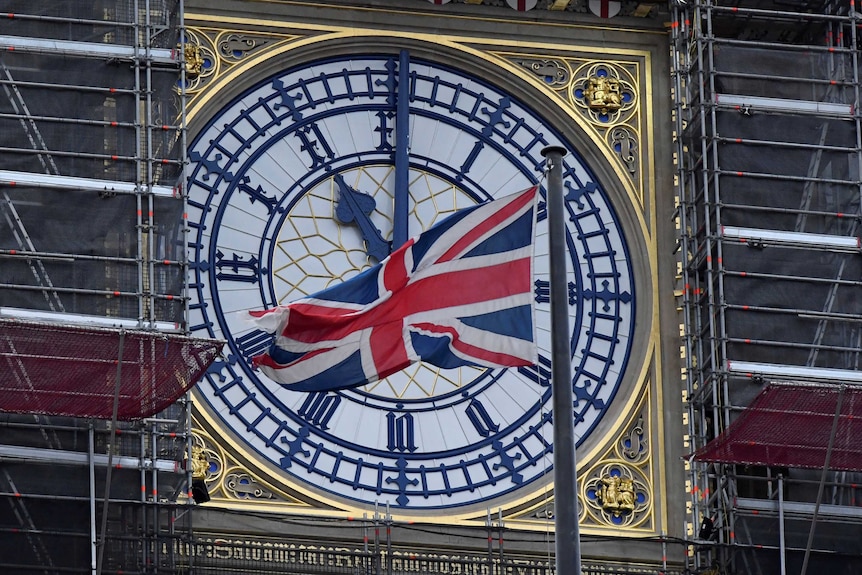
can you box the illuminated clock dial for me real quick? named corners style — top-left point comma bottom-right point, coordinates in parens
top-left (187, 52), bottom-right (636, 510)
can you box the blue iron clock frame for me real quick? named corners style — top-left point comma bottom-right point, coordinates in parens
top-left (187, 50), bottom-right (636, 511)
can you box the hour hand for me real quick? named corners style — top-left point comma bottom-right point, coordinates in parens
top-left (333, 174), bottom-right (391, 263)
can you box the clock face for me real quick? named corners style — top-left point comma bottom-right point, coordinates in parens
top-left (187, 53), bottom-right (636, 511)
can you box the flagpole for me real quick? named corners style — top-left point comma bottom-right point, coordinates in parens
top-left (541, 145), bottom-right (582, 575)
top-left (393, 49), bottom-right (410, 250)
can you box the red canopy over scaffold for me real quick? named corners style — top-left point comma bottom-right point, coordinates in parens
top-left (693, 382), bottom-right (862, 472)
top-left (0, 318), bottom-right (223, 420)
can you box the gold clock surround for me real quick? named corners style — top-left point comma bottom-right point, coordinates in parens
top-left (182, 12), bottom-right (665, 538)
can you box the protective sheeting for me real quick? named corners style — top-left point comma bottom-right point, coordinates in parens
top-left (676, 3), bottom-right (862, 574)
top-left (0, 51), bottom-right (182, 183)
top-left (734, 511), bottom-right (862, 572)
top-left (0, 318), bottom-right (223, 420)
top-left (0, 186), bottom-right (186, 322)
top-left (682, 43), bottom-right (862, 382)
top-left (713, 44), bottom-right (855, 103)
top-left (693, 383), bottom-right (862, 471)
top-left (0, 1), bottom-right (182, 183)
top-left (0, 0), bottom-right (186, 326)
top-left (1, 0), bottom-right (181, 48)
top-left (721, 243), bottom-right (862, 370)
top-left (0, 1), bottom-right (192, 572)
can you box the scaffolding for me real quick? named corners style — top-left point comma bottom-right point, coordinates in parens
top-left (672, 1), bottom-right (862, 574)
top-left (0, 1), bottom-right (205, 572)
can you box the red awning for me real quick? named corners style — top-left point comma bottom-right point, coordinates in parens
top-left (692, 382), bottom-right (862, 472)
top-left (0, 318), bottom-right (224, 420)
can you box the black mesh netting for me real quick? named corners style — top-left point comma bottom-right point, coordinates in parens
top-left (714, 44), bottom-right (855, 103)
top-left (0, 186), bottom-right (185, 323)
top-left (0, 0), bottom-right (180, 47)
top-left (720, 230), bottom-right (862, 370)
top-left (0, 50), bottom-right (183, 182)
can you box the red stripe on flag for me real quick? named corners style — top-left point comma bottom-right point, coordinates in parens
top-left (252, 345), bottom-right (331, 369)
top-left (413, 322), bottom-right (530, 366)
top-left (383, 238), bottom-right (413, 293)
top-left (369, 321), bottom-right (411, 379)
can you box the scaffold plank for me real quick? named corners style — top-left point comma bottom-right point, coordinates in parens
top-left (0, 34), bottom-right (175, 63)
top-left (728, 360), bottom-right (862, 383)
top-left (722, 226), bottom-right (861, 251)
top-left (715, 93), bottom-right (853, 116)
top-left (0, 306), bottom-right (182, 332)
top-left (0, 170), bottom-right (179, 197)
top-left (0, 443), bottom-right (180, 472)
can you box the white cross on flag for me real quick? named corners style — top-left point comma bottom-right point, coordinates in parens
top-left (589, 0), bottom-right (621, 18)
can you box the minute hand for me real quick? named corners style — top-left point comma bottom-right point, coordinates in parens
top-left (392, 49), bottom-right (410, 250)
top-left (333, 173), bottom-right (391, 263)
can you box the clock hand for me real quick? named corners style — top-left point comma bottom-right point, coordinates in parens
top-left (392, 49), bottom-right (410, 249)
top-left (333, 173), bottom-right (391, 263)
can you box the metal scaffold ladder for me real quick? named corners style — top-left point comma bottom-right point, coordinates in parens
top-left (0, 57), bottom-right (64, 311)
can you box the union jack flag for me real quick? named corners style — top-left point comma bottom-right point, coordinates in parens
top-left (249, 186), bottom-right (539, 392)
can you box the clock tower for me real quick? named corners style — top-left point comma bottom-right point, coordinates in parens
top-left (183, 1), bottom-right (679, 571)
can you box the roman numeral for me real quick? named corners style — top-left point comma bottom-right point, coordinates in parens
top-left (537, 197), bottom-right (547, 222)
top-left (387, 411), bottom-right (417, 453)
top-left (215, 250), bottom-right (260, 284)
top-left (465, 398), bottom-right (499, 438)
top-left (236, 175), bottom-right (279, 214)
top-left (294, 123), bottom-right (334, 169)
top-left (234, 329), bottom-right (273, 364)
top-left (375, 110), bottom-right (394, 151)
top-left (518, 353), bottom-right (552, 387)
top-left (534, 279), bottom-right (550, 304)
top-left (297, 392), bottom-right (341, 430)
